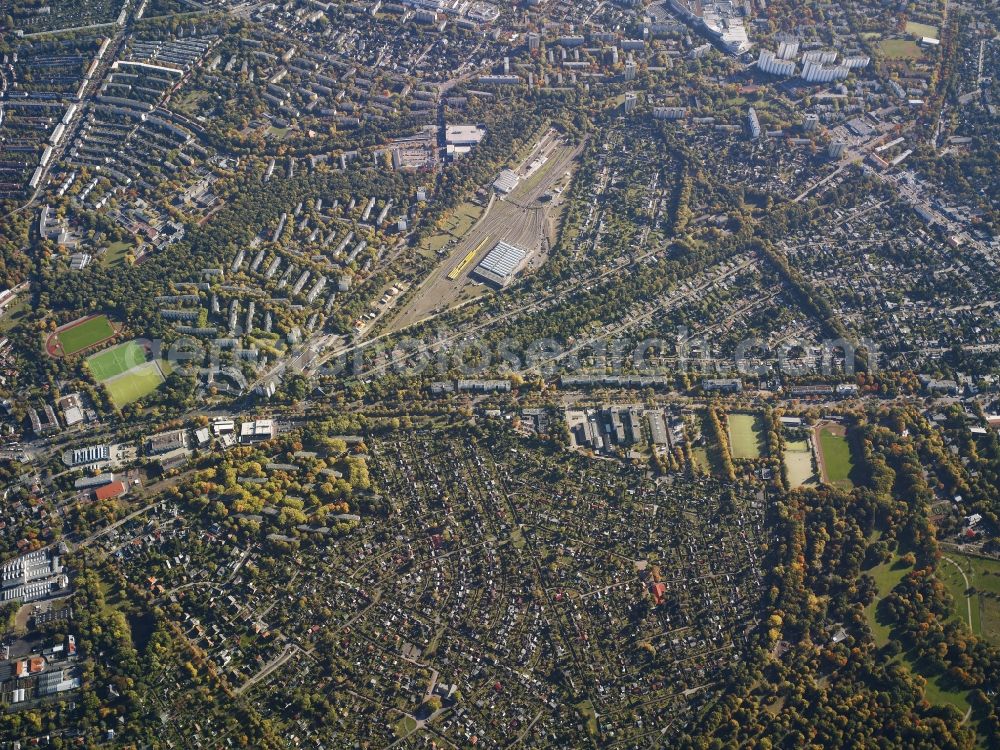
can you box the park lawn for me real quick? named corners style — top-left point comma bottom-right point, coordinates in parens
top-left (101, 240), bottom-right (134, 267)
top-left (728, 413), bottom-right (765, 460)
top-left (87, 340), bottom-right (148, 381)
top-left (784, 439), bottom-right (815, 487)
top-left (0, 297), bottom-right (30, 333)
top-left (917, 667), bottom-right (970, 714)
top-left (937, 556), bottom-right (980, 637)
top-left (692, 447), bottom-right (711, 475)
top-left (905, 21), bottom-right (939, 39)
top-left (862, 553), bottom-right (970, 713)
top-left (420, 233), bottom-right (452, 257)
top-left (981, 596), bottom-right (1000, 646)
top-left (450, 202), bottom-right (483, 236)
top-left (57, 315), bottom-right (115, 355)
top-left (819, 427), bottom-right (854, 488)
top-left (172, 88), bottom-right (210, 114)
top-left (419, 202), bottom-right (484, 257)
top-left (392, 715), bottom-right (418, 738)
top-left (863, 553), bottom-right (913, 647)
top-left (879, 39), bottom-right (924, 60)
top-left (941, 552), bottom-right (1000, 645)
top-left (104, 361), bottom-right (167, 408)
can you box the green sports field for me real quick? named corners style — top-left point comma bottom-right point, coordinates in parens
top-left (56, 315), bottom-right (115, 355)
top-left (728, 413), bottom-right (765, 460)
top-left (784, 439), bottom-right (815, 487)
top-left (905, 21), bottom-right (938, 39)
top-left (86, 340), bottom-right (149, 381)
top-left (104, 361), bottom-right (167, 408)
top-left (879, 39), bottom-right (924, 60)
top-left (819, 427), bottom-right (854, 488)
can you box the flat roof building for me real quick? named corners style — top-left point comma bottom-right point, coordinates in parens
top-left (240, 419), bottom-right (277, 443)
top-left (493, 169), bottom-right (519, 195)
top-left (445, 124), bottom-right (486, 147)
top-left (472, 241), bottom-right (528, 287)
top-left (147, 429), bottom-right (188, 455)
top-left (65, 444), bottom-right (110, 467)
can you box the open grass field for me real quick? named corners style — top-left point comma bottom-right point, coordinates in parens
top-left (0, 297), bottom-right (30, 333)
top-left (417, 201), bottom-right (486, 260)
top-left (86, 340), bottom-right (149, 381)
top-left (917, 667), bottom-right (970, 714)
top-left (938, 552), bottom-right (1000, 645)
top-left (879, 39), bottom-right (924, 60)
top-left (817, 424), bottom-right (854, 488)
top-left (864, 552), bottom-right (913, 646)
top-left (393, 715), bottom-right (418, 738)
top-left (728, 413), bottom-right (765, 460)
top-left (864, 547), bottom-right (972, 712)
top-left (49, 314), bottom-right (116, 356)
top-left (692, 447), bottom-right (711, 475)
top-left (905, 21), bottom-right (939, 39)
top-left (784, 439), bottom-right (816, 487)
top-left (104, 360), bottom-right (167, 408)
top-left (101, 240), bottom-right (134, 267)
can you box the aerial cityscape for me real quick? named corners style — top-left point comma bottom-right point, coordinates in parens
top-left (0, 0), bottom-right (997, 746)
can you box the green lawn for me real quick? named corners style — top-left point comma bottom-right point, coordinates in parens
top-left (938, 552), bottom-right (1000, 645)
top-left (692, 447), bottom-right (711, 475)
top-left (449, 202), bottom-right (483, 236)
top-left (101, 240), bottom-right (134, 267)
top-left (104, 361), bottom-right (167, 408)
top-left (879, 39), bottom-right (924, 60)
top-left (937, 556), bottom-right (980, 637)
top-left (784, 439), bottom-right (815, 488)
top-left (392, 715), bottom-right (418, 738)
top-left (0, 298), bottom-right (30, 333)
top-left (864, 553), bottom-right (913, 646)
top-left (905, 21), bottom-right (939, 39)
top-left (918, 667), bottom-right (970, 715)
top-left (57, 315), bottom-right (115, 355)
top-left (864, 550), bottom-right (972, 713)
top-left (728, 413), bottom-right (765, 460)
top-left (819, 427), bottom-right (854, 488)
top-left (87, 340), bottom-right (149, 381)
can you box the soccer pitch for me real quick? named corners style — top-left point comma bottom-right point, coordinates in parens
top-left (104, 361), bottom-right (167, 408)
top-left (56, 315), bottom-right (115, 356)
top-left (87, 340), bottom-right (149, 381)
top-left (728, 413), bottom-right (765, 460)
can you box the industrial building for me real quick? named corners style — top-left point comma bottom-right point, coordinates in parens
top-left (471, 241), bottom-right (528, 287)
top-left (240, 418), bottom-right (277, 443)
top-left (492, 169), bottom-right (520, 195)
top-left (1, 549), bottom-right (68, 603)
top-left (64, 443), bottom-right (110, 467)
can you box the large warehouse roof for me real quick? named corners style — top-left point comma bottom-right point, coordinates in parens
top-left (492, 169), bottom-right (519, 194)
top-left (473, 241), bottom-right (527, 286)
